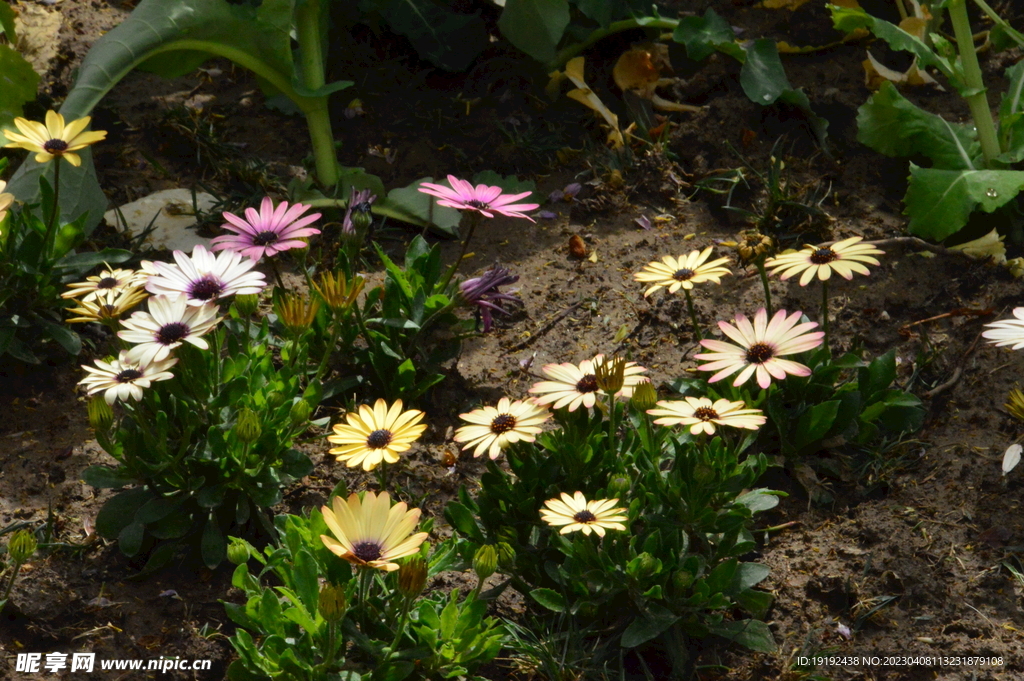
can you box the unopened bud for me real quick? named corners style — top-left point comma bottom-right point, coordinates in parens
top-left (318, 583), bottom-right (347, 622)
top-left (595, 356), bottom-right (625, 394)
top-left (630, 381), bottom-right (657, 411)
top-left (673, 570), bottom-right (694, 592)
top-left (266, 391), bottom-right (285, 408)
top-left (629, 552), bottom-right (659, 579)
top-left (233, 294), bottom-right (259, 318)
top-left (234, 408), bottom-right (262, 444)
top-left (607, 476), bottom-right (630, 499)
top-left (8, 529), bottom-right (37, 564)
top-left (496, 541), bottom-right (515, 569)
top-left (290, 399), bottom-right (312, 426)
top-left (496, 526), bottom-right (517, 546)
top-left (88, 395), bottom-right (114, 431)
top-left (227, 540), bottom-right (250, 565)
top-left (472, 545), bottom-right (498, 583)
top-left (1007, 389), bottom-right (1024, 423)
top-left (397, 557), bottom-right (428, 599)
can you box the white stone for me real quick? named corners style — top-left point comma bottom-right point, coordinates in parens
top-left (103, 189), bottom-right (218, 252)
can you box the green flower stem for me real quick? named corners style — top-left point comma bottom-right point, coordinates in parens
top-left (438, 213), bottom-right (481, 293)
top-left (376, 462), bottom-right (389, 492)
top-left (1, 558), bottom-right (25, 605)
top-left (268, 258), bottom-right (286, 290)
top-left (948, 0), bottom-right (1001, 165)
top-left (39, 159), bottom-right (61, 266)
top-left (294, 0), bottom-right (338, 187)
top-left (606, 393), bottom-right (618, 456)
top-left (821, 279), bottom-right (830, 350)
top-left (313, 315), bottom-right (343, 384)
top-left (357, 567), bottom-right (375, 633)
top-left (683, 289), bottom-right (703, 341)
top-left (352, 304), bottom-right (388, 392)
top-left (322, 621), bottom-right (337, 668)
top-left (972, 0), bottom-right (1024, 48)
top-left (382, 596), bottom-right (415, 666)
top-left (755, 258), bottom-right (773, 316)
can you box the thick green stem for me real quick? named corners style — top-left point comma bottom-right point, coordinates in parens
top-left (439, 213), bottom-right (480, 293)
top-left (1, 559), bottom-right (24, 604)
top-left (313, 316), bottom-right (343, 385)
top-left (683, 289), bottom-right (703, 341)
top-left (948, 0), bottom-right (1001, 164)
top-left (295, 0), bottom-right (338, 187)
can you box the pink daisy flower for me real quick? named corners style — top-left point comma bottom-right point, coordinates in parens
top-left (695, 308), bottom-right (824, 389)
top-left (144, 244), bottom-right (266, 306)
top-left (211, 197), bottom-right (321, 261)
top-left (418, 175), bottom-right (539, 221)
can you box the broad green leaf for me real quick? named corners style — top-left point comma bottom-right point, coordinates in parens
top-left (708, 619), bottom-right (776, 652)
top-left (620, 603), bottom-right (679, 648)
top-left (732, 563), bottom-right (770, 592)
top-left (6, 0), bottom-right (304, 232)
top-left (499, 0), bottom-right (570, 65)
top-left (443, 501), bottom-right (485, 543)
top-left (830, 5), bottom-right (962, 92)
top-left (792, 400), bottom-right (841, 450)
top-left (95, 488), bottom-right (153, 538)
top-left (859, 349), bottom-right (896, 401)
top-left (740, 40), bottom-right (789, 105)
top-left (735, 589), bottom-right (774, 620)
top-left (1000, 61), bottom-right (1024, 118)
top-left (0, 43), bottom-right (41, 147)
top-left (202, 513), bottom-right (227, 568)
top-left (904, 164), bottom-right (1024, 241)
top-left (673, 8), bottom-right (734, 62)
top-left (0, 2), bottom-right (16, 41)
top-left (119, 521), bottom-right (146, 557)
top-left (375, 0), bottom-right (487, 71)
top-left (82, 465), bottom-right (137, 489)
top-left (857, 82), bottom-right (977, 170)
top-left (36, 318), bottom-right (81, 356)
top-left (55, 248), bottom-right (133, 273)
top-left (734, 489), bottom-right (781, 513)
top-left (529, 587), bottom-right (567, 612)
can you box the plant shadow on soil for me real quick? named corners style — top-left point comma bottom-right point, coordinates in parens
top-left (4, 1), bottom-right (1024, 679)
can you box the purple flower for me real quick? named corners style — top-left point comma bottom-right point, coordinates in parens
top-left (634, 215), bottom-right (652, 231)
top-left (548, 183), bottom-right (582, 204)
top-left (536, 210), bottom-right (559, 220)
top-left (343, 187), bottom-right (377, 235)
top-left (418, 175), bottom-right (539, 221)
top-left (211, 197), bottom-right (321, 261)
top-left (458, 266), bottom-right (522, 332)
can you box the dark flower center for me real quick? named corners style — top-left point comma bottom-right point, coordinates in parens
top-left (745, 342), bottom-right (775, 365)
top-left (490, 414), bottom-right (517, 434)
top-left (693, 407), bottom-right (719, 422)
top-left (366, 429), bottom-right (393, 449)
top-left (115, 369), bottom-right (143, 383)
top-left (252, 231), bottom-right (279, 246)
top-left (810, 247), bottom-right (838, 265)
top-left (466, 199), bottom-right (489, 209)
top-left (189, 275), bottom-right (225, 301)
top-left (157, 322), bottom-right (191, 345)
top-left (572, 510), bottom-right (597, 523)
top-left (97, 277), bottom-right (119, 289)
top-left (672, 268), bottom-right (695, 281)
top-left (351, 541), bottom-right (383, 562)
top-left (576, 374), bottom-right (599, 393)
top-left (354, 201), bottom-right (374, 213)
top-left (43, 139), bottom-right (69, 154)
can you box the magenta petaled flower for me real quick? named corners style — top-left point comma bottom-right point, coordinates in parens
top-left (418, 175), bottom-right (539, 221)
top-left (342, 188), bottom-right (376, 235)
top-left (458, 266), bottom-right (522, 332)
top-left (211, 197), bottom-right (322, 261)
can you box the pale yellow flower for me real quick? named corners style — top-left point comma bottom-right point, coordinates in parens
top-left (454, 397), bottom-right (549, 459)
top-left (3, 111), bottom-right (107, 167)
top-left (540, 492), bottom-right (627, 537)
top-left (647, 397), bottom-right (765, 435)
top-left (327, 399), bottom-right (427, 471)
top-left (764, 237), bottom-right (883, 286)
top-left (634, 246), bottom-right (732, 296)
top-left (320, 491), bottom-right (428, 572)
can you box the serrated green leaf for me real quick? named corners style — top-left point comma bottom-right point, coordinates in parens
top-left (904, 164), bottom-right (1024, 241)
top-left (740, 39), bottom-right (789, 106)
top-left (673, 8), bottom-right (734, 62)
top-left (857, 82), bottom-right (977, 170)
top-left (499, 0), bottom-right (570, 65)
top-left (376, 0), bottom-right (487, 71)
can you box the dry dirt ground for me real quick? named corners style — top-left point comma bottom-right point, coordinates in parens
top-left (3, 1), bottom-right (1024, 679)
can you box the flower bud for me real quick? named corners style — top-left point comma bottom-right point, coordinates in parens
top-left (496, 541), bottom-right (515, 569)
top-left (227, 540), bottom-right (250, 565)
top-left (275, 293), bottom-right (320, 337)
top-left (397, 557), bottom-right (428, 599)
top-left (87, 395), bottom-right (114, 432)
top-left (672, 570), bottom-right (694, 592)
top-left (1007, 389), bottom-right (1024, 423)
top-left (312, 272), bottom-right (365, 314)
top-left (628, 552), bottom-right (659, 579)
top-left (472, 545), bottom-right (498, 583)
top-left (234, 408), bottom-right (262, 444)
top-left (496, 526), bottom-right (518, 546)
top-left (289, 399), bottom-right (312, 427)
top-left (630, 380), bottom-right (657, 411)
top-left (318, 583), bottom-right (347, 622)
top-left (266, 391), bottom-right (286, 408)
top-left (595, 356), bottom-right (625, 394)
top-left (8, 529), bottom-right (37, 564)
top-left (233, 294), bottom-right (259, 318)
top-left (607, 476), bottom-right (630, 499)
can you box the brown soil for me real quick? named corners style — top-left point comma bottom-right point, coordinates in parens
top-left (3, 1), bottom-right (1024, 680)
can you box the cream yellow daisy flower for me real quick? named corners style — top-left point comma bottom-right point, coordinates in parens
top-left (62, 266), bottom-right (148, 302)
top-left (540, 492), bottom-right (627, 537)
top-left (320, 491), bottom-right (428, 572)
top-left (327, 399), bottom-right (427, 471)
top-left (3, 111), bottom-right (107, 167)
top-left (529, 354), bottom-right (648, 411)
top-left (647, 397), bottom-right (766, 435)
top-left (764, 236), bottom-right (883, 286)
top-left (0, 180), bottom-right (14, 224)
top-left (633, 246), bottom-right (732, 296)
top-left (453, 397), bottom-right (550, 459)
